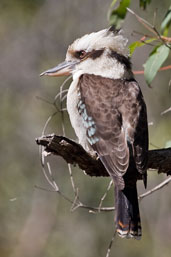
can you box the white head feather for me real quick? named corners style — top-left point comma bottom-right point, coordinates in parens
top-left (67, 28), bottom-right (129, 58)
top-left (66, 28), bottom-right (131, 80)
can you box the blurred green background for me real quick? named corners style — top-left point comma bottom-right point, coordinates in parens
top-left (0, 0), bottom-right (171, 257)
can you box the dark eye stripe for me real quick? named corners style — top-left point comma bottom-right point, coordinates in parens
top-left (73, 49), bottom-right (104, 60)
top-left (90, 49), bottom-right (104, 59)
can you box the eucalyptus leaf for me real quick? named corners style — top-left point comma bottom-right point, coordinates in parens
top-left (129, 38), bottom-right (156, 56)
top-left (143, 45), bottom-right (170, 86)
top-left (161, 5), bottom-right (171, 35)
top-left (109, 0), bottom-right (130, 29)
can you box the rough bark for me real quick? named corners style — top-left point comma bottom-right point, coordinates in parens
top-left (36, 134), bottom-right (171, 178)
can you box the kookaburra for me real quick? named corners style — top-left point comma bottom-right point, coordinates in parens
top-left (40, 27), bottom-right (148, 239)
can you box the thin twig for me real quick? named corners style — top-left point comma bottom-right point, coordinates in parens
top-left (98, 180), bottom-right (113, 212)
top-left (70, 188), bottom-right (81, 212)
top-left (41, 159), bottom-right (57, 190)
top-left (62, 94), bottom-right (68, 102)
top-left (133, 30), bottom-right (171, 43)
top-left (161, 106), bottom-right (171, 115)
top-left (53, 75), bottom-right (71, 107)
top-left (139, 176), bottom-right (171, 200)
top-left (35, 183), bottom-right (115, 212)
top-left (36, 96), bottom-right (54, 106)
top-left (42, 111), bottom-right (58, 136)
top-left (139, 36), bottom-right (156, 47)
top-left (153, 8), bottom-right (157, 28)
top-left (53, 89), bottom-right (68, 107)
top-left (133, 31), bottom-right (157, 39)
top-left (133, 65), bottom-right (171, 75)
top-left (105, 229), bottom-right (116, 257)
top-left (34, 185), bottom-right (58, 192)
top-left (68, 163), bottom-right (79, 198)
top-left (47, 162), bottom-right (59, 191)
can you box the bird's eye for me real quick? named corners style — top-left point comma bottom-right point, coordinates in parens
top-left (78, 50), bottom-right (87, 59)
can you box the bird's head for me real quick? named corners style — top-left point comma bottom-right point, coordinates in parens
top-left (40, 27), bottom-right (132, 80)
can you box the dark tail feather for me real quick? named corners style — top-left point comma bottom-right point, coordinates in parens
top-left (115, 184), bottom-right (141, 239)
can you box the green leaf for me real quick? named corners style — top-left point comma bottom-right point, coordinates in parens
top-left (139, 0), bottom-right (151, 10)
top-left (161, 5), bottom-right (171, 35)
top-left (143, 45), bottom-right (170, 86)
top-left (109, 0), bottom-right (130, 29)
top-left (129, 38), bottom-right (156, 56)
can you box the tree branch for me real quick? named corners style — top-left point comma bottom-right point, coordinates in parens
top-left (36, 134), bottom-right (171, 178)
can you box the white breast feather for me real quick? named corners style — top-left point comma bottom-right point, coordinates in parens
top-left (66, 77), bottom-right (90, 152)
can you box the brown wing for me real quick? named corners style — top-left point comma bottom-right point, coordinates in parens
top-left (124, 80), bottom-right (149, 186)
top-left (118, 81), bottom-right (148, 164)
top-left (77, 74), bottom-right (148, 189)
top-left (119, 79), bottom-right (149, 187)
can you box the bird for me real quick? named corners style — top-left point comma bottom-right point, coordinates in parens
top-left (40, 27), bottom-right (149, 239)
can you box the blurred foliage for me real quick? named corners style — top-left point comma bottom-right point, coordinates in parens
top-left (139, 0), bottom-right (151, 10)
top-left (161, 5), bottom-right (171, 35)
top-left (109, 0), bottom-right (130, 28)
top-left (0, 0), bottom-right (171, 257)
top-left (109, 0), bottom-right (171, 86)
top-left (0, 0), bottom-right (45, 10)
top-left (129, 37), bottom-right (156, 56)
top-left (144, 44), bottom-right (170, 85)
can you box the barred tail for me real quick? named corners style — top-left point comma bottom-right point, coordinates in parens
top-left (115, 184), bottom-right (141, 239)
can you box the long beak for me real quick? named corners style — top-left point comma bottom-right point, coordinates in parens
top-left (40, 60), bottom-right (79, 77)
